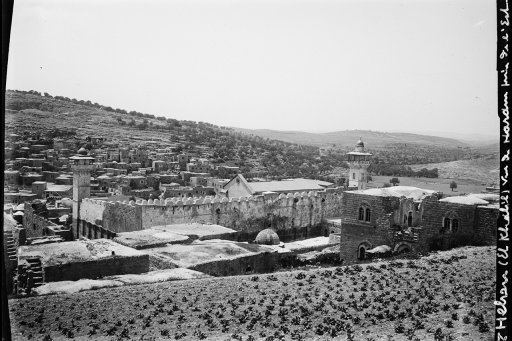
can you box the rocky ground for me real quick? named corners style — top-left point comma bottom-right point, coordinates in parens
top-left (8, 246), bottom-right (495, 340)
top-left (408, 155), bottom-right (499, 186)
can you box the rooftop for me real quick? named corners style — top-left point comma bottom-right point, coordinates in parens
top-left (248, 178), bottom-right (333, 193)
top-left (46, 184), bottom-right (72, 192)
top-left (439, 194), bottom-right (491, 205)
top-left (18, 239), bottom-right (145, 267)
top-left (114, 228), bottom-right (189, 249)
top-left (150, 223), bottom-right (237, 239)
top-left (350, 186), bottom-right (436, 201)
top-left (139, 239), bottom-right (275, 268)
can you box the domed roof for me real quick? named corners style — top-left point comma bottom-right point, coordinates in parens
top-left (77, 147), bottom-right (88, 155)
top-left (60, 198), bottom-right (73, 208)
top-left (255, 228), bottom-right (280, 245)
top-left (356, 137), bottom-right (364, 147)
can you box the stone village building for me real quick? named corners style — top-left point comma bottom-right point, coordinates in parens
top-left (339, 186), bottom-right (498, 263)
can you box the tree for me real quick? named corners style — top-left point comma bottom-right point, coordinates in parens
top-left (390, 177), bottom-right (400, 186)
top-left (450, 181), bottom-right (457, 192)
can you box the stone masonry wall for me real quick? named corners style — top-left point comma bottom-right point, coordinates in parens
top-left (340, 191), bottom-right (401, 227)
top-left (474, 206), bottom-right (498, 245)
top-left (188, 251), bottom-right (279, 277)
top-left (80, 199), bottom-right (142, 233)
top-left (339, 223), bottom-right (392, 264)
top-left (418, 196), bottom-right (479, 252)
top-left (23, 203), bottom-right (60, 239)
top-left (80, 188), bottom-right (344, 236)
top-left (340, 192), bottom-right (399, 264)
top-left (43, 254), bottom-right (149, 282)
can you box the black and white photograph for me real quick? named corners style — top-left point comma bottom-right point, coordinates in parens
top-left (2, 0), bottom-right (508, 340)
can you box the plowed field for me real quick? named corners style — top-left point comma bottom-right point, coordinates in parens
top-left (8, 246), bottom-right (495, 340)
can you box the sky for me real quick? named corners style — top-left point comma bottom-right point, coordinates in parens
top-left (6, 0), bottom-right (497, 138)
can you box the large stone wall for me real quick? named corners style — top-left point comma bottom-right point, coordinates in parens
top-left (80, 188), bottom-right (345, 238)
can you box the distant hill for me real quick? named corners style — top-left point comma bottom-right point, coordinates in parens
top-left (235, 128), bottom-right (471, 149)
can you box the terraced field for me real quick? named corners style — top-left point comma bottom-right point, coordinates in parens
top-left (8, 246), bottom-right (495, 340)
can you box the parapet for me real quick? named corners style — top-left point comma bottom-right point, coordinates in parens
top-left (81, 187), bottom-right (345, 211)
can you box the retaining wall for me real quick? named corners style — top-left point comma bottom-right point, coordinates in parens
top-left (43, 254), bottom-right (150, 282)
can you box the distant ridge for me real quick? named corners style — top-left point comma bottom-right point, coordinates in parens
top-left (234, 128), bottom-right (470, 148)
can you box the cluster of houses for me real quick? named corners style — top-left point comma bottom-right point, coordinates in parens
top-left (4, 133), bottom-right (245, 205)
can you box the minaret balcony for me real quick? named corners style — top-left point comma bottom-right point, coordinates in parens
top-left (348, 160), bottom-right (370, 165)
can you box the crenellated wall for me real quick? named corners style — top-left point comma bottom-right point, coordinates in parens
top-left (79, 188), bottom-right (345, 237)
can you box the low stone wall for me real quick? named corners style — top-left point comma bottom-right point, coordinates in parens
top-left (188, 251), bottom-right (279, 277)
top-left (43, 254), bottom-right (150, 282)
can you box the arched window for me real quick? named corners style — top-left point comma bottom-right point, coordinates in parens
top-left (452, 219), bottom-right (459, 232)
top-left (407, 212), bottom-right (413, 227)
top-left (352, 173), bottom-right (356, 180)
top-left (365, 208), bottom-right (371, 222)
top-left (403, 215), bottom-right (407, 224)
top-left (443, 217), bottom-right (451, 229)
top-left (358, 207), bottom-right (365, 220)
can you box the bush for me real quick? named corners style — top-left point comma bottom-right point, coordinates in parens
top-left (478, 321), bottom-right (490, 333)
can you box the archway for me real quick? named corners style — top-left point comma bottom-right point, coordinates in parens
top-left (394, 242), bottom-right (413, 254)
top-left (357, 241), bottom-right (372, 260)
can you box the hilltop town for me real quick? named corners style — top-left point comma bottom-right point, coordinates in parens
top-left (3, 90), bottom-right (499, 340)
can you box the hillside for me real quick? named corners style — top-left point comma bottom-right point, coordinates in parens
top-left (4, 90), bottom-right (329, 180)
top-left (8, 246), bottom-right (495, 341)
top-left (4, 90), bottom-right (495, 181)
top-left (235, 128), bottom-right (471, 148)
top-left (408, 155), bottom-right (499, 185)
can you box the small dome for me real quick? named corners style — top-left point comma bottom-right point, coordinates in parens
top-left (77, 147), bottom-right (88, 155)
top-left (356, 137), bottom-right (364, 147)
top-left (60, 198), bottom-right (73, 208)
top-left (255, 228), bottom-right (280, 245)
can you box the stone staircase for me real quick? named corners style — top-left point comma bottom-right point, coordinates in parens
top-left (25, 258), bottom-right (44, 288)
top-left (4, 229), bottom-right (17, 262)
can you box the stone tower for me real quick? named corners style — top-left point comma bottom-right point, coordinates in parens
top-left (70, 147), bottom-right (94, 239)
top-left (347, 138), bottom-right (372, 189)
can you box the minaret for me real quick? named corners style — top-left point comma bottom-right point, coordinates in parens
top-left (347, 138), bottom-right (372, 189)
top-left (70, 147), bottom-right (94, 239)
